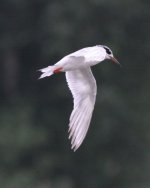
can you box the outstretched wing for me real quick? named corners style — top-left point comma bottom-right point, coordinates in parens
top-left (66, 67), bottom-right (97, 151)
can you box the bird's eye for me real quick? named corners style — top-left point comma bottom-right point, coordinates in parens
top-left (103, 47), bottom-right (111, 55)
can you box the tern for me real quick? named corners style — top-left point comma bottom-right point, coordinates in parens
top-left (39, 45), bottom-right (119, 151)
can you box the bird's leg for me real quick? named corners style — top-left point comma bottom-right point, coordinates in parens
top-left (53, 67), bottom-right (63, 74)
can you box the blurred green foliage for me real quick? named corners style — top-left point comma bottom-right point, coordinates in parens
top-left (0, 0), bottom-right (150, 187)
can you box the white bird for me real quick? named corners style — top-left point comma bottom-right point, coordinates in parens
top-left (39, 45), bottom-right (119, 151)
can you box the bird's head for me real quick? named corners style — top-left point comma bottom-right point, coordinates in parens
top-left (100, 45), bottom-right (120, 66)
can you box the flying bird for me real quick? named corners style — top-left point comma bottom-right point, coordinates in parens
top-left (39, 45), bottom-right (119, 151)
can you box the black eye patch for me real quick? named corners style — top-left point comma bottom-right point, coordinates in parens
top-left (103, 47), bottom-right (111, 55)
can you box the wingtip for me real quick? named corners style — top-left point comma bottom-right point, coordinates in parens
top-left (71, 145), bottom-right (76, 152)
top-left (71, 144), bottom-right (79, 152)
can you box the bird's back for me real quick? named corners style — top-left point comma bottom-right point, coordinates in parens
top-left (69, 46), bottom-right (106, 66)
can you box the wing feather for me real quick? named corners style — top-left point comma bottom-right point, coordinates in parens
top-left (66, 67), bottom-right (97, 151)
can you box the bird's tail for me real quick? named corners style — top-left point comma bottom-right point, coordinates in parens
top-left (38, 66), bottom-right (54, 79)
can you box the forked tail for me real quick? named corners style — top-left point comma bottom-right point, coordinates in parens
top-left (38, 65), bottom-right (63, 79)
top-left (38, 66), bottom-right (54, 79)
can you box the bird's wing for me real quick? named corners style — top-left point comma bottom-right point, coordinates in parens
top-left (66, 67), bottom-right (97, 151)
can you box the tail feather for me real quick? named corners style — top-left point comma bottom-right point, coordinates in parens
top-left (38, 66), bottom-right (54, 79)
top-left (38, 66), bottom-right (52, 73)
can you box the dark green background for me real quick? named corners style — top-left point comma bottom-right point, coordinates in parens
top-left (0, 0), bottom-right (150, 187)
